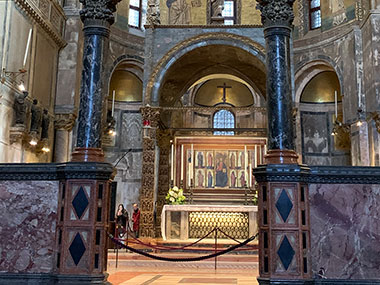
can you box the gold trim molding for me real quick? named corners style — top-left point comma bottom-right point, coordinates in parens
top-left (14, 0), bottom-right (67, 48)
top-left (144, 32), bottom-right (266, 105)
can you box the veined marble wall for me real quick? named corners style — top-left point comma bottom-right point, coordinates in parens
top-left (309, 183), bottom-right (380, 279)
top-left (0, 180), bottom-right (59, 273)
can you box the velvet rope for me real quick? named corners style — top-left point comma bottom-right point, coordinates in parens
top-left (108, 232), bottom-right (258, 262)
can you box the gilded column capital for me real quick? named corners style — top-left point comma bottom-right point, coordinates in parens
top-left (79, 0), bottom-right (121, 25)
top-left (54, 113), bottom-right (77, 131)
top-left (256, 0), bottom-right (295, 27)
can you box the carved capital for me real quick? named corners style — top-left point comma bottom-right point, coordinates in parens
top-left (256, 0), bottom-right (295, 27)
top-left (54, 113), bottom-right (77, 131)
top-left (140, 106), bottom-right (161, 128)
top-left (79, 0), bottom-right (121, 25)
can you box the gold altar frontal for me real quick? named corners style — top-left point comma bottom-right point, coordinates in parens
top-left (161, 205), bottom-right (258, 240)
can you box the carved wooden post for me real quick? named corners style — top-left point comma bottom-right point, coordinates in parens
top-left (254, 1), bottom-right (312, 283)
top-left (140, 106), bottom-right (161, 237)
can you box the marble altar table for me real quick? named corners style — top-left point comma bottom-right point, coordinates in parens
top-left (161, 204), bottom-right (258, 240)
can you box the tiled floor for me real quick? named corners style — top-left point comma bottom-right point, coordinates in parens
top-left (107, 252), bottom-right (259, 285)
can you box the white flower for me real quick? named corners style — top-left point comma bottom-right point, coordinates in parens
top-left (169, 197), bottom-right (175, 202)
top-left (173, 186), bottom-right (179, 191)
top-left (169, 190), bottom-right (175, 196)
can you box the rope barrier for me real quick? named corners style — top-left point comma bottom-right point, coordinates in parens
top-left (121, 225), bottom-right (221, 251)
top-left (108, 232), bottom-right (258, 262)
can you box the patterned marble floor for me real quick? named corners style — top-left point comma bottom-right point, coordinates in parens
top-left (107, 252), bottom-right (259, 285)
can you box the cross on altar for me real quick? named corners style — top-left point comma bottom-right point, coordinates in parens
top-left (217, 82), bottom-right (232, 103)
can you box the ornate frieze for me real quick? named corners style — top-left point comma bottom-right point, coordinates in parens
top-left (256, 0), bottom-right (295, 27)
top-left (14, 0), bottom-right (66, 48)
top-left (79, 0), bottom-right (121, 24)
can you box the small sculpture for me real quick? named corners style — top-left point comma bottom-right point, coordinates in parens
top-left (211, 0), bottom-right (224, 17)
top-left (13, 91), bottom-right (28, 126)
top-left (30, 99), bottom-right (42, 133)
top-left (41, 109), bottom-right (50, 140)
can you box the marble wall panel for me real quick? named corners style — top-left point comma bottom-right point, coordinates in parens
top-left (0, 180), bottom-right (59, 273)
top-left (309, 183), bottom-right (380, 279)
top-left (120, 112), bottom-right (142, 150)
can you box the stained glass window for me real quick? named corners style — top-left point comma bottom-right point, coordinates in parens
top-left (213, 110), bottom-right (235, 135)
top-left (309, 0), bottom-right (321, 30)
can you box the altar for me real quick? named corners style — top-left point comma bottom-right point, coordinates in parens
top-left (161, 204), bottom-right (258, 240)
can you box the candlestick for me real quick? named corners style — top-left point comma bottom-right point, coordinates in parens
top-left (254, 145), bottom-right (257, 168)
top-left (181, 144), bottom-right (184, 181)
top-left (334, 90), bottom-right (338, 119)
top-left (249, 163), bottom-right (252, 187)
top-left (111, 90), bottom-right (116, 117)
top-left (244, 146), bottom-right (248, 186)
top-left (171, 143), bottom-right (174, 182)
top-left (259, 145), bottom-right (262, 164)
top-left (191, 144), bottom-right (194, 180)
top-left (23, 28), bottom-right (32, 68)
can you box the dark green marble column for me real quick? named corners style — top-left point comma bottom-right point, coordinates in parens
top-left (72, 0), bottom-right (121, 162)
top-left (255, 1), bottom-right (312, 283)
top-left (257, 0), bottom-right (298, 164)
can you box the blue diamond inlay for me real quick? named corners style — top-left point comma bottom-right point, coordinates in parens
top-left (277, 236), bottom-right (295, 270)
top-left (275, 189), bottom-right (293, 222)
top-left (72, 186), bottom-right (89, 219)
top-left (69, 233), bottom-right (86, 265)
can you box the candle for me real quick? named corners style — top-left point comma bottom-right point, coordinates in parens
top-left (259, 145), bottom-right (262, 164)
top-left (249, 163), bottom-right (252, 187)
top-left (334, 90), bottom-right (338, 119)
top-left (181, 145), bottom-right (184, 181)
top-left (191, 144), bottom-right (194, 180)
top-left (171, 143), bottom-right (174, 182)
top-left (23, 28), bottom-right (32, 68)
top-left (244, 146), bottom-right (248, 186)
top-left (111, 90), bottom-right (116, 117)
top-left (254, 145), bottom-right (257, 168)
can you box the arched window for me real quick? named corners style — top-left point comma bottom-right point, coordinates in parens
top-left (222, 0), bottom-right (236, 25)
top-left (129, 0), bottom-right (142, 29)
top-left (213, 110), bottom-right (235, 135)
top-left (309, 0), bottom-right (321, 29)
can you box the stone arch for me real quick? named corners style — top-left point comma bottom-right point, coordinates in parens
top-left (294, 58), bottom-right (344, 104)
top-left (144, 32), bottom-right (266, 106)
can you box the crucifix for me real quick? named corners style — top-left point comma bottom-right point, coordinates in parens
top-left (217, 82), bottom-right (232, 103)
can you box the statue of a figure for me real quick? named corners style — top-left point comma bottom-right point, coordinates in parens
top-left (41, 109), bottom-right (50, 139)
top-left (168, 0), bottom-right (191, 25)
top-left (13, 91), bottom-right (28, 126)
top-left (211, 0), bottom-right (224, 17)
top-left (30, 99), bottom-right (42, 133)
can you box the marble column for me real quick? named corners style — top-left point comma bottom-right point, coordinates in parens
top-left (255, 1), bottom-right (312, 283)
top-left (139, 106), bottom-right (160, 237)
top-left (71, 0), bottom-right (121, 162)
top-left (257, 0), bottom-right (298, 164)
top-left (55, 1), bottom-right (120, 283)
top-left (54, 113), bottom-right (77, 162)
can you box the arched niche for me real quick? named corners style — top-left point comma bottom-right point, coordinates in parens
top-left (296, 67), bottom-right (350, 166)
top-left (108, 69), bottom-right (143, 103)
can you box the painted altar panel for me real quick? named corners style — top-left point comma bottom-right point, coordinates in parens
top-left (174, 137), bottom-right (267, 190)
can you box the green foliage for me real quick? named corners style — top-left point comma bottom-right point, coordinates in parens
top-left (165, 186), bottom-right (186, 205)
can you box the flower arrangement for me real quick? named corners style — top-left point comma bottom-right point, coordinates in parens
top-left (165, 186), bottom-right (186, 205)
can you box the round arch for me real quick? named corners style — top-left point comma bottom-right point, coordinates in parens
top-left (294, 58), bottom-right (344, 104)
top-left (144, 33), bottom-right (266, 106)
